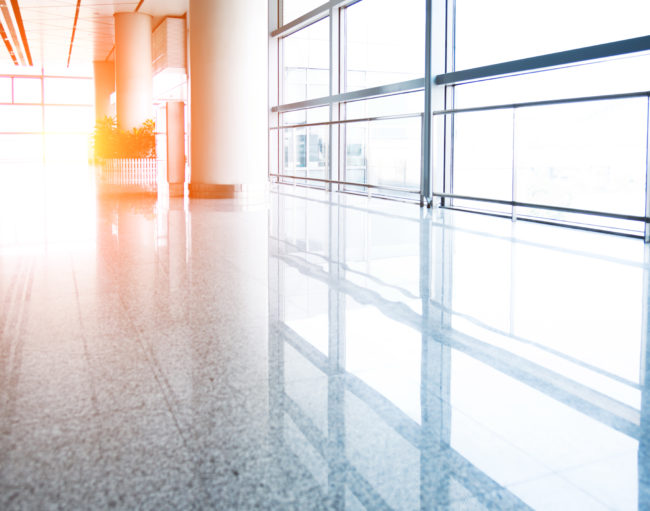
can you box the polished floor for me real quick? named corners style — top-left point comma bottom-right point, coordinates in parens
top-left (0, 171), bottom-right (649, 509)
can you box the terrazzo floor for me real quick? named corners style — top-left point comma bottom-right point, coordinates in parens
top-left (0, 174), bottom-right (649, 510)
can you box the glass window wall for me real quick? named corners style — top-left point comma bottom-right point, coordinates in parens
top-left (0, 74), bottom-right (93, 163)
top-left (0, 78), bottom-right (11, 102)
top-left (344, 0), bottom-right (424, 92)
top-left (283, 18), bottom-right (330, 104)
top-left (12, 77), bottom-right (41, 103)
top-left (343, 116), bottom-right (421, 197)
top-left (514, 99), bottom-right (647, 233)
top-left (454, 0), bottom-right (650, 69)
top-left (270, 0), bottom-right (650, 239)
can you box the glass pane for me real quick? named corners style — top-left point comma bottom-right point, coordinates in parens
top-left (345, 0), bottom-right (424, 92)
top-left (282, 124), bottom-right (329, 186)
top-left (455, 0), bottom-right (650, 69)
top-left (0, 77), bottom-right (11, 102)
top-left (455, 53), bottom-right (650, 109)
top-left (282, 106), bottom-right (329, 126)
top-left (44, 106), bottom-right (94, 133)
top-left (283, 0), bottom-right (325, 24)
top-left (44, 78), bottom-right (93, 105)
top-left (283, 18), bottom-right (329, 104)
top-left (13, 78), bottom-right (41, 103)
top-left (0, 105), bottom-right (42, 132)
top-left (514, 99), bottom-right (647, 233)
top-left (451, 109), bottom-right (513, 215)
top-left (344, 117), bottom-right (421, 198)
top-left (345, 91), bottom-right (424, 118)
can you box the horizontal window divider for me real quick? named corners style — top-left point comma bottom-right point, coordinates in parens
top-left (271, 0), bottom-right (360, 38)
top-left (436, 35), bottom-right (650, 85)
top-left (273, 78), bottom-right (424, 113)
top-left (432, 90), bottom-right (650, 116)
top-left (270, 173), bottom-right (420, 194)
top-left (434, 192), bottom-right (649, 223)
top-left (271, 112), bottom-right (423, 130)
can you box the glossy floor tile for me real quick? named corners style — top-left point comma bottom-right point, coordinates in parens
top-left (0, 175), bottom-right (649, 510)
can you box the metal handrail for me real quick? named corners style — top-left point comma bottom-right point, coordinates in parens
top-left (433, 192), bottom-right (649, 223)
top-left (270, 173), bottom-right (420, 194)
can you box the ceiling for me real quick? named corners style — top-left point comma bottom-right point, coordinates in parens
top-left (0, 0), bottom-right (188, 71)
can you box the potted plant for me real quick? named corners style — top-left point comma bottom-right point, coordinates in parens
top-left (93, 116), bottom-right (157, 193)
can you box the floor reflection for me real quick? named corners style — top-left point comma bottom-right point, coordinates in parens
top-left (269, 184), bottom-right (650, 510)
top-left (1, 171), bottom-right (648, 509)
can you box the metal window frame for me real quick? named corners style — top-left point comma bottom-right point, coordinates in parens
top-left (270, 172), bottom-right (420, 194)
top-left (269, 0), bottom-right (650, 240)
top-left (0, 71), bottom-right (95, 162)
top-left (435, 35), bottom-right (650, 86)
top-left (272, 78), bottom-right (424, 113)
top-left (646, 96), bottom-right (650, 243)
top-left (272, 0), bottom-right (360, 39)
top-left (435, 90), bottom-right (650, 235)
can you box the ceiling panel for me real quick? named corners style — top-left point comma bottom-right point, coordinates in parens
top-left (1, 0), bottom-right (187, 71)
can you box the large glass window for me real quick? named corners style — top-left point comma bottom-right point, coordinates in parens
top-left (447, 0), bottom-right (650, 235)
top-left (0, 73), bottom-right (93, 164)
top-left (345, 0), bottom-right (424, 92)
top-left (454, 53), bottom-right (650, 110)
top-left (281, 106), bottom-right (329, 185)
top-left (451, 109), bottom-right (513, 215)
top-left (514, 99), bottom-right (647, 232)
top-left (270, 0), bottom-right (650, 238)
top-left (454, 0), bottom-right (650, 69)
top-left (283, 19), bottom-right (330, 104)
top-left (282, 0), bottom-right (325, 24)
top-left (12, 77), bottom-right (41, 103)
top-left (345, 91), bottom-right (424, 118)
top-left (344, 116), bottom-right (421, 196)
top-left (283, 125), bottom-right (329, 182)
top-left (450, 98), bottom-right (648, 233)
top-left (0, 78), bottom-right (11, 103)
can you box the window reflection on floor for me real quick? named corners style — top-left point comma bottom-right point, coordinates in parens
top-left (269, 183), bottom-right (649, 510)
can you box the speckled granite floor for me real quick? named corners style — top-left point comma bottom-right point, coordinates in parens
top-left (0, 177), bottom-right (649, 510)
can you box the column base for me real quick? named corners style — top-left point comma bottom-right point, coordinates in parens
top-left (168, 182), bottom-right (185, 197)
top-left (188, 183), bottom-right (267, 200)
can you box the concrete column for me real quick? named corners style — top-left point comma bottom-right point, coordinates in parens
top-left (114, 12), bottom-right (153, 130)
top-left (93, 61), bottom-right (115, 122)
top-left (166, 101), bottom-right (186, 197)
top-left (188, 0), bottom-right (268, 199)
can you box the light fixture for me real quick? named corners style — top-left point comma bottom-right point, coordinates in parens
top-left (0, 0), bottom-right (33, 66)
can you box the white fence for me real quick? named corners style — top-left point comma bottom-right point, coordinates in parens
top-left (98, 158), bottom-right (158, 193)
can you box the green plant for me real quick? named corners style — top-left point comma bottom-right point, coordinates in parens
top-left (93, 116), bottom-right (156, 159)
